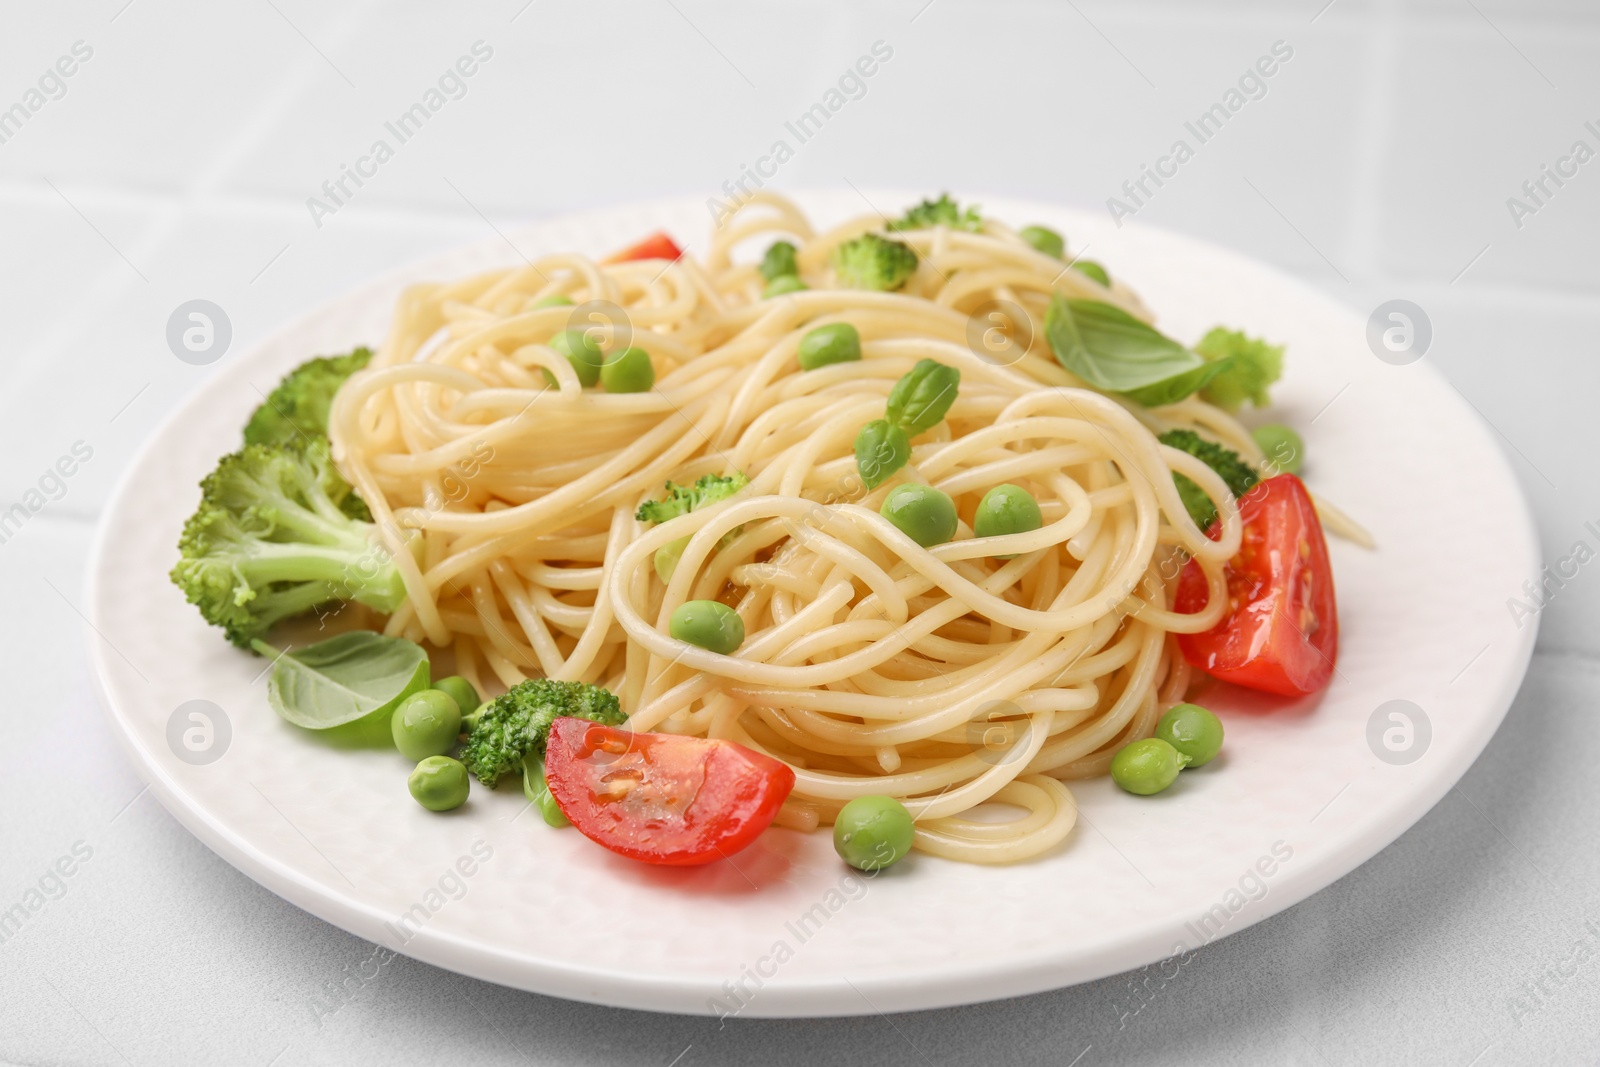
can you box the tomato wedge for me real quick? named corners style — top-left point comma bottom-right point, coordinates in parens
top-left (603, 231), bottom-right (683, 264)
top-left (544, 718), bottom-right (795, 866)
top-left (1174, 473), bottom-right (1338, 697)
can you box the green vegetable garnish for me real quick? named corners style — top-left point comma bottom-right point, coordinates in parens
top-left (1043, 297), bottom-right (1231, 408)
top-left (635, 472), bottom-right (749, 525)
top-left (853, 419), bottom-right (911, 491)
top-left (1018, 225), bottom-right (1064, 259)
top-left (391, 689), bottom-right (462, 761)
top-left (654, 538), bottom-right (689, 584)
top-left (522, 750), bottom-right (569, 827)
top-left (833, 795), bottom-right (914, 871)
top-left (1157, 429), bottom-right (1260, 530)
top-left (851, 360), bottom-right (960, 489)
top-left (243, 348), bottom-right (372, 448)
top-left (797, 322), bottom-right (862, 371)
top-left (544, 329), bottom-right (604, 388)
top-left (170, 438), bottom-right (406, 647)
top-left (460, 678), bottom-right (624, 787)
top-left (1252, 423), bottom-right (1304, 475)
top-left (636, 472), bottom-right (750, 581)
top-left (879, 483), bottom-right (958, 548)
top-left (832, 233), bottom-right (918, 291)
top-left (431, 676), bottom-right (479, 717)
top-left (763, 274), bottom-right (807, 298)
top-left (1194, 327), bottom-right (1284, 411)
top-left (669, 599), bottom-right (745, 654)
top-left (461, 699), bottom-right (492, 735)
top-left (1155, 703), bottom-right (1224, 768)
top-left (1071, 260), bottom-right (1110, 287)
top-left (1110, 737), bottom-right (1189, 795)
top-left (255, 631), bottom-right (430, 730)
top-left (759, 241), bottom-right (799, 281)
top-left (888, 194), bottom-right (983, 233)
top-left (600, 346), bottom-right (655, 393)
top-left (973, 483), bottom-right (1043, 558)
top-left (886, 359), bottom-right (961, 435)
top-left (409, 756), bottom-right (470, 812)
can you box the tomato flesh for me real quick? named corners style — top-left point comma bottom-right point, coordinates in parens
top-left (544, 718), bottom-right (795, 866)
top-left (1175, 474), bottom-right (1338, 697)
top-left (604, 231), bottom-right (683, 264)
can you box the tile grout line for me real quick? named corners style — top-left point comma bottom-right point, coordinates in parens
top-left (1340, 0), bottom-right (1403, 283)
top-left (0, 187), bottom-right (1598, 312)
top-left (0, 3), bottom-right (381, 400)
top-left (0, 182), bottom-right (506, 235)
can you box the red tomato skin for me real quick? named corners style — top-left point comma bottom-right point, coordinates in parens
top-left (604, 231), bottom-right (683, 264)
top-left (1175, 474), bottom-right (1338, 697)
top-left (544, 718), bottom-right (795, 866)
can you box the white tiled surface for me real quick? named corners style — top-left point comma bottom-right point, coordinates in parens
top-left (3, 1), bottom-right (1598, 1064)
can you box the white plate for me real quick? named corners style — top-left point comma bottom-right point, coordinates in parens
top-left (86, 191), bottom-right (1539, 1017)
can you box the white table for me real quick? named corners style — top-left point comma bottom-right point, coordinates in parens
top-left (3, 2), bottom-right (1597, 1063)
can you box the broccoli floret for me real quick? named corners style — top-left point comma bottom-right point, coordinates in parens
top-left (1158, 429), bottom-right (1260, 530)
top-left (243, 347), bottom-right (373, 447)
top-left (636, 472), bottom-right (750, 582)
top-left (759, 241), bottom-right (799, 282)
top-left (1194, 328), bottom-right (1283, 412)
top-left (635, 472), bottom-right (749, 525)
top-left (169, 438), bottom-right (406, 648)
top-left (889, 194), bottom-right (983, 233)
top-left (832, 233), bottom-right (918, 292)
top-left (460, 678), bottom-right (625, 786)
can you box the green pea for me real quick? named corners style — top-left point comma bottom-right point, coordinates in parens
top-left (797, 322), bottom-right (862, 371)
top-left (1019, 225), bottom-right (1064, 259)
top-left (600, 346), bottom-right (655, 393)
top-left (391, 690), bottom-right (463, 761)
top-left (833, 795), bottom-right (914, 871)
top-left (1155, 703), bottom-right (1224, 768)
top-left (1252, 423), bottom-right (1304, 476)
top-left (543, 328), bottom-right (603, 388)
top-left (760, 240), bottom-right (799, 281)
top-left (880, 483), bottom-right (958, 548)
top-left (531, 294), bottom-right (574, 309)
top-left (1072, 259), bottom-right (1110, 287)
top-left (670, 599), bottom-right (745, 654)
top-left (763, 274), bottom-right (807, 298)
top-left (408, 756), bottom-right (470, 811)
top-left (431, 676), bottom-right (479, 717)
top-left (1110, 737), bottom-right (1189, 796)
top-left (973, 483), bottom-right (1043, 557)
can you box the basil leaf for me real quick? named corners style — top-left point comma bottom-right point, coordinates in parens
top-left (886, 359), bottom-right (961, 435)
top-left (257, 631), bottom-right (430, 730)
top-left (855, 419), bottom-right (910, 490)
top-left (1120, 358), bottom-right (1232, 407)
top-left (1045, 297), bottom-right (1216, 404)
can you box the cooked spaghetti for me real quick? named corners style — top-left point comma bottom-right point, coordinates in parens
top-left (328, 192), bottom-right (1304, 864)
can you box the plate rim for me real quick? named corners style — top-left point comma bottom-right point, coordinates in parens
top-left (84, 189), bottom-right (1543, 1016)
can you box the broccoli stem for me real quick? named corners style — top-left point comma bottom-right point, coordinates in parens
top-left (232, 545), bottom-right (403, 615)
top-left (522, 750), bottom-right (570, 828)
top-left (251, 582), bottom-right (362, 629)
top-left (254, 490), bottom-right (370, 547)
top-left (232, 541), bottom-right (380, 586)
